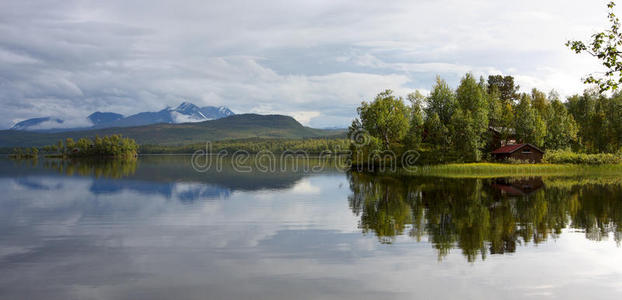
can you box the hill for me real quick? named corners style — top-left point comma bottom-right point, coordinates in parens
top-left (10, 117), bottom-right (64, 130)
top-left (0, 114), bottom-right (345, 147)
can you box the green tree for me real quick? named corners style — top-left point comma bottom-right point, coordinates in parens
top-left (545, 100), bottom-right (579, 149)
top-left (487, 75), bottom-right (520, 103)
top-left (48, 135), bottom-right (138, 158)
top-left (57, 140), bottom-right (64, 154)
top-left (65, 138), bottom-right (75, 152)
top-left (426, 76), bottom-right (456, 125)
top-left (356, 90), bottom-right (410, 149)
top-left (531, 88), bottom-right (550, 118)
top-left (407, 90), bottom-right (426, 108)
top-left (13, 148), bottom-right (23, 158)
top-left (451, 73), bottom-right (489, 161)
top-left (566, 88), bottom-right (622, 152)
top-left (487, 86), bottom-right (503, 127)
top-left (424, 112), bottom-right (449, 150)
top-left (404, 101), bottom-right (424, 150)
top-left (515, 94), bottom-right (546, 147)
top-left (450, 111), bottom-right (479, 161)
top-left (495, 101), bottom-right (516, 145)
top-left (567, 1), bottom-right (622, 92)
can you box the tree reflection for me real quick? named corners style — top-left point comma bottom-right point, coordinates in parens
top-left (347, 172), bottom-right (622, 262)
top-left (42, 158), bottom-right (138, 179)
top-left (348, 173), bottom-right (414, 244)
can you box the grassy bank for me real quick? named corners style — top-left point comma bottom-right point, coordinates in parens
top-left (398, 163), bottom-right (622, 178)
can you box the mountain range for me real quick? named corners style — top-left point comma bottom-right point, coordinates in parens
top-left (10, 102), bottom-right (235, 131)
top-left (0, 114), bottom-right (344, 147)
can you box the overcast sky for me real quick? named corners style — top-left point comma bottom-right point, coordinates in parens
top-left (0, 0), bottom-right (614, 128)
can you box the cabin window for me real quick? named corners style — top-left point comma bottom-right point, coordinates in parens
top-left (522, 149), bottom-right (532, 154)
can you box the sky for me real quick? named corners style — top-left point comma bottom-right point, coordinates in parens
top-left (0, 0), bottom-right (614, 129)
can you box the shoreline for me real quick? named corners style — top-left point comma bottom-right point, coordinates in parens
top-left (394, 162), bottom-right (622, 178)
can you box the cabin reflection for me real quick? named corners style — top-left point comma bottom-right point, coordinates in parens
top-left (346, 173), bottom-right (622, 262)
top-left (490, 177), bottom-right (544, 196)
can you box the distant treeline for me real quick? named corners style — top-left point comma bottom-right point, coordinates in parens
top-left (11, 134), bottom-right (138, 159)
top-left (140, 138), bottom-right (351, 154)
top-left (349, 74), bottom-right (622, 164)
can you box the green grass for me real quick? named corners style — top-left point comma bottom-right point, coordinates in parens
top-left (398, 162), bottom-right (622, 178)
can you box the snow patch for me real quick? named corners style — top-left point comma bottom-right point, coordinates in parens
top-left (170, 111), bottom-right (212, 123)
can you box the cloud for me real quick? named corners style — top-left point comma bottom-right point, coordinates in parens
top-left (0, 0), bottom-right (613, 128)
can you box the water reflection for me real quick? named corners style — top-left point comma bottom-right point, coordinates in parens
top-left (1, 156), bottom-right (342, 203)
top-left (1, 157), bottom-right (622, 299)
top-left (43, 158), bottom-right (138, 178)
top-left (347, 172), bottom-right (622, 261)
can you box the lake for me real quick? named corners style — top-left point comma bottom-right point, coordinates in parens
top-left (1, 156), bottom-right (621, 299)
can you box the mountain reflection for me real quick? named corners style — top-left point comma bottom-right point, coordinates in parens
top-left (2, 156), bottom-right (341, 203)
top-left (347, 172), bottom-right (622, 262)
top-left (17, 156), bottom-right (340, 192)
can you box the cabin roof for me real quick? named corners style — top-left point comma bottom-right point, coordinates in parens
top-left (491, 143), bottom-right (543, 154)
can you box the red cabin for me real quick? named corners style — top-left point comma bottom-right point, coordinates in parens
top-left (491, 143), bottom-right (544, 163)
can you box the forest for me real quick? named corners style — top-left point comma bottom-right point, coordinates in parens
top-left (139, 138), bottom-right (350, 154)
top-left (12, 134), bottom-right (138, 159)
top-left (348, 74), bottom-right (622, 164)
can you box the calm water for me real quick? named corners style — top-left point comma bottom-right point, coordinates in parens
top-left (1, 156), bottom-right (621, 299)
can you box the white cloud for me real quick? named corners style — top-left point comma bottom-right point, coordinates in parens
top-left (0, 0), bottom-right (615, 128)
top-left (0, 48), bottom-right (40, 64)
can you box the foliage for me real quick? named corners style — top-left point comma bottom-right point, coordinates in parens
top-left (354, 90), bottom-right (410, 149)
top-left (451, 73), bottom-right (489, 161)
top-left (514, 94), bottom-right (546, 147)
top-left (10, 147), bottom-right (39, 159)
top-left (45, 134), bottom-right (138, 158)
top-left (403, 96), bottom-right (424, 150)
top-left (423, 112), bottom-right (448, 150)
top-left (348, 73), bottom-right (595, 165)
top-left (566, 89), bottom-right (622, 152)
top-left (567, 1), bottom-right (622, 92)
top-left (487, 86), bottom-right (504, 128)
top-left (426, 76), bottom-right (457, 124)
top-left (545, 99), bottom-right (579, 149)
top-left (543, 149), bottom-right (622, 165)
top-left (487, 75), bottom-right (520, 103)
top-left (504, 157), bottom-right (533, 164)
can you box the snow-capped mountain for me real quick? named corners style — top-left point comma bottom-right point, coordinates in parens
top-left (9, 102), bottom-right (235, 131)
top-left (169, 102), bottom-right (234, 123)
top-left (10, 117), bottom-right (64, 130)
top-left (117, 102), bottom-right (234, 126)
top-left (200, 105), bottom-right (235, 119)
top-left (172, 102), bottom-right (208, 122)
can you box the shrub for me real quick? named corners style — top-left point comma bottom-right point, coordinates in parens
top-left (42, 135), bottom-right (138, 158)
top-left (543, 149), bottom-right (622, 165)
top-left (10, 147), bottom-right (38, 159)
top-left (504, 157), bottom-right (533, 164)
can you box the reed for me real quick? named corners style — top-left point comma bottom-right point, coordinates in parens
top-left (397, 163), bottom-right (622, 178)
